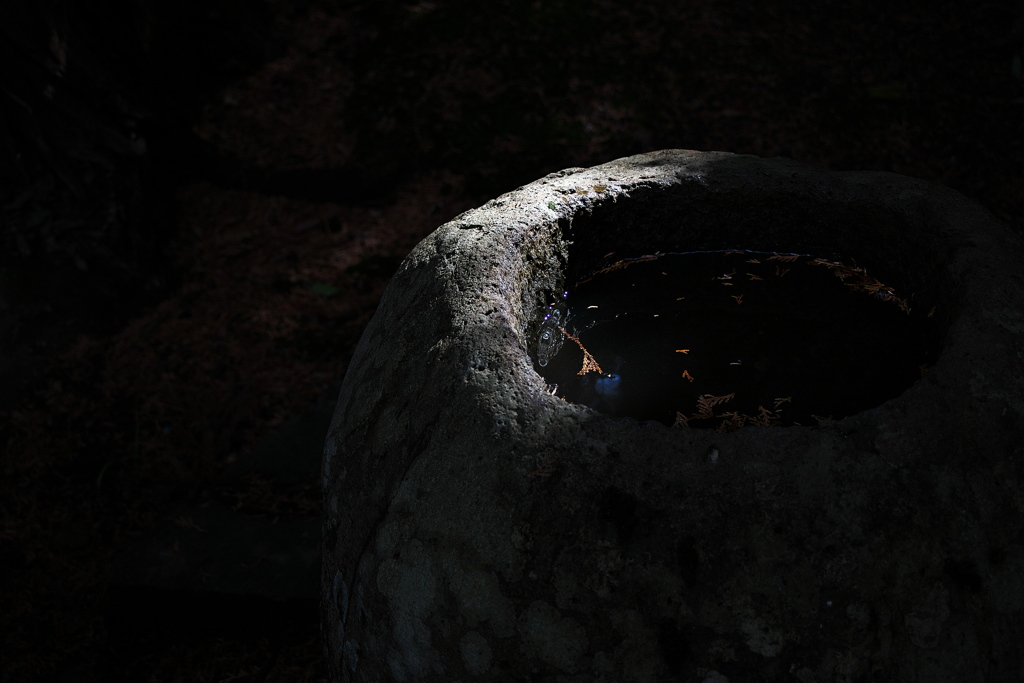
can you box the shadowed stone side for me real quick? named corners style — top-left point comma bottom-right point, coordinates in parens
top-left (322, 150), bottom-right (1024, 682)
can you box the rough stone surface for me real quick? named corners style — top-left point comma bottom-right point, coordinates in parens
top-left (322, 150), bottom-right (1024, 682)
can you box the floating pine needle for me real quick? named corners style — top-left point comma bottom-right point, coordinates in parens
top-left (558, 326), bottom-right (602, 375)
top-left (753, 405), bottom-right (781, 426)
top-left (717, 412), bottom-right (746, 433)
top-left (693, 392), bottom-right (736, 419)
top-left (809, 258), bottom-right (911, 314)
top-left (708, 403), bottom-right (785, 432)
top-left (578, 255), bottom-right (660, 284)
top-left (683, 391), bottom-right (789, 431)
top-left (682, 370), bottom-right (695, 382)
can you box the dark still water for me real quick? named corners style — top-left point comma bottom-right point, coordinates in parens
top-left (534, 250), bottom-right (937, 428)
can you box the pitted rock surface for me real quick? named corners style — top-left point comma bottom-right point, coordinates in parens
top-left (322, 150), bottom-right (1024, 682)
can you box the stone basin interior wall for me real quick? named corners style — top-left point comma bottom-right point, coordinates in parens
top-left (544, 171), bottom-right (956, 346)
top-left (323, 151), bottom-right (1024, 683)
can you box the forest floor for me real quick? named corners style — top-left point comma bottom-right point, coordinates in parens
top-left (3, 0), bottom-right (1023, 680)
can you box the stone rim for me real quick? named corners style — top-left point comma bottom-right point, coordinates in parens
top-left (433, 149), bottom-right (1022, 434)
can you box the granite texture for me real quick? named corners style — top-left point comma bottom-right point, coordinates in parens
top-left (322, 150), bottom-right (1024, 682)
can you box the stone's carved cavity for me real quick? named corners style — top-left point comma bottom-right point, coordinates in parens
top-left (534, 249), bottom-right (935, 426)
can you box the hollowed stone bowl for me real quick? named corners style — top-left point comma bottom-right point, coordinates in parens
top-left (322, 150), bottom-right (1024, 682)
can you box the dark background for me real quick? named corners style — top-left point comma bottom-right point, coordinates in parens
top-left (2, 0), bottom-right (1023, 680)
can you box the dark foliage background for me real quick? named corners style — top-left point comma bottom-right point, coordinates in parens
top-left (2, 0), bottom-right (1022, 679)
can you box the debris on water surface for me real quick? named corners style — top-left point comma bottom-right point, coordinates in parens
top-left (534, 250), bottom-right (939, 428)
